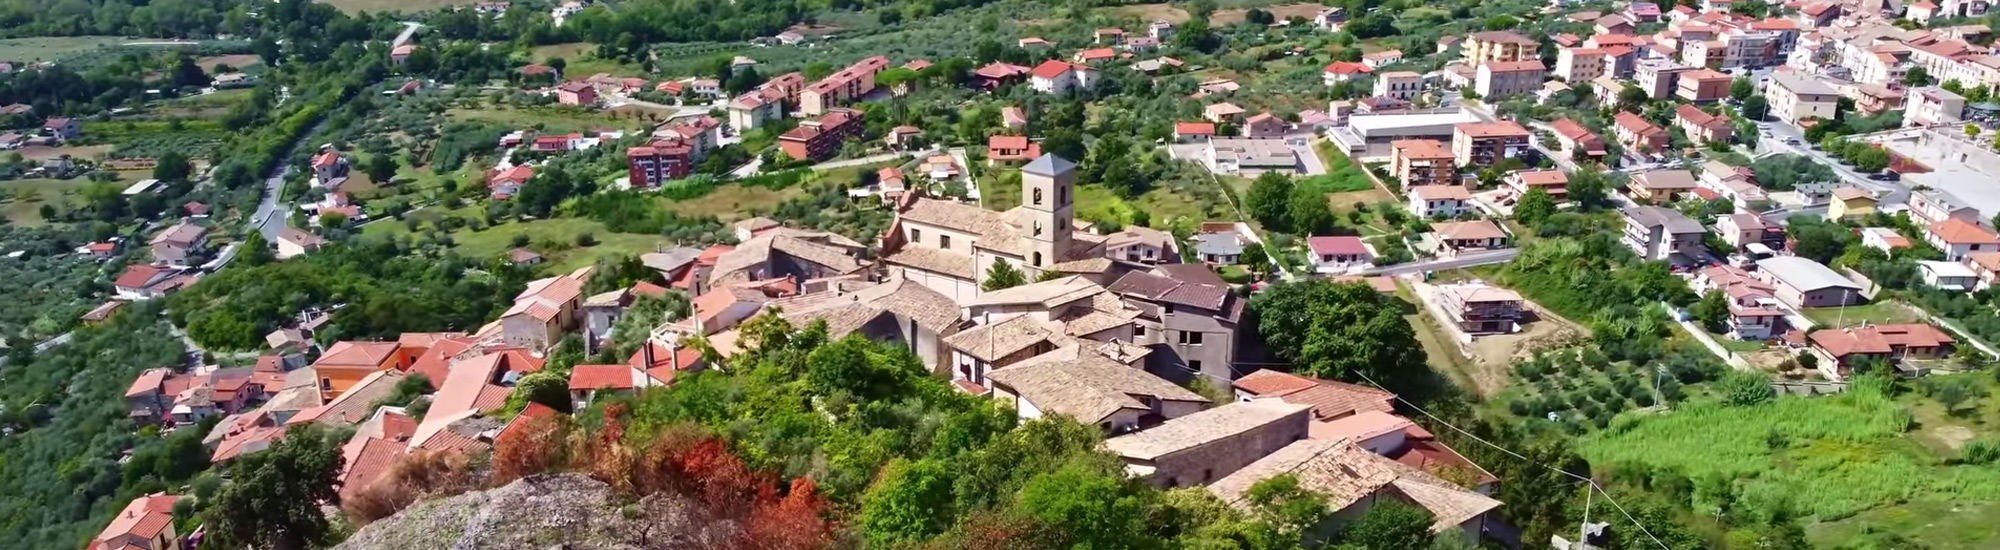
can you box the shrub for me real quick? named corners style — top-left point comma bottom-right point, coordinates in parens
top-left (1962, 437), bottom-right (2000, 465)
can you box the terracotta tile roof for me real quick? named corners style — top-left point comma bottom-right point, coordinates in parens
top-left (1030, 59), bottom-right (1078, 79)
top-left (1392, 139), bottom-right (1454, 159)
top-left (92, 493), bottom-right (181, 549)
top-left (289, 369), bottom-right (406, 426)
top-left (1810, 324), bottom-right (1954, 358)
top-left (126, 368), bottom-right (171, 397)
top-left (1454, 121), bottom-right (1529, 138)
top-left (569, 364), bottom-right (642, 391)
top-left (1433, 219), bottom-right (1509, 241)
top-left (1233, 369), bottom-right (1396, 420)
top-left (1175, 121), bottom-right (1217, 135)
top-left (630, 341), bottom-right (704, 384)
top-left (1208, 438), bottom-right (1501, 532)
top-left (984, 348), bottom-right (1207, 424)
top-left (1107, 270), bottom-right (1232, 311)
top-left (1307, 236), bottom-right (1371, 256)
top-left (943, 315), bottom-right (1062, 362)
top-left (1105, 399), bottom-right (1310, 460)
top-left (1929, 219), bottom-right (2000, 245)
top-left (315, 341), bottom-right (400, 370)
top-left (1514, 170), bottom-right (1568, 187)
top-left (338, 437), bottom-right (406, 500)
top-left (1324, 61), bottom-right (1373, 74)
top-left (114, 264), bottom-right (168, 289)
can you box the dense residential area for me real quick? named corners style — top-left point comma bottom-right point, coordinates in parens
top-left (9, 0), bottom-right (2000, 549)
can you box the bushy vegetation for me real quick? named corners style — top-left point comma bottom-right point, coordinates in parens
top-left (1504, 345), bottom-right (1726, 431)
top-left (0, 304), bottom-right (189, 550)
top-left (167, 240), bottom-right (529, 350)
top-left (1748, 154), bottom-right (1838, 191)
top-left (0, 224), bottom-right (120, 341)
top-left (1580, 381), bottom-right (2000, 521)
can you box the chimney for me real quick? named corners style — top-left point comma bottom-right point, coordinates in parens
top-left (642, 340), bottom-right (657, 370)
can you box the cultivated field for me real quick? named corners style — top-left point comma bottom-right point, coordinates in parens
top-left (1211, 2), bottom-right (1328, 24)
top-left (0, 36), bottom-right (126, 62)
top-left (321, 0), bottom-right (479, 13)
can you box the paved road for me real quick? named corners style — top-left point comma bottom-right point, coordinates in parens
top-left (811, 148), bottom-right (936, 172)
top-left (1359, 247), bottom-right (1521, 276)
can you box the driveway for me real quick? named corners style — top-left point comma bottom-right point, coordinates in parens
top-left (1359, 247), bottom-right (1521, 276)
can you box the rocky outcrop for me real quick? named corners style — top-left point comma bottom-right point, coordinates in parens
top-left (334, 474), bottom-right (740, 550)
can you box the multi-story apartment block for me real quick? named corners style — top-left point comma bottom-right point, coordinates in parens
top-left (777, 108), bottom-right (863, 162)
top-left (1766, 71), bottom-right (1838, 123)
top-left (1675, 68), bottom-right (1734, 102)
top-left (1390, 139), bottom-right (1458, 187)
top-left (1907, 85), bottom-right (1968, 126)
top-left (1555, 47), bottom-right (1608, 82)
top-left (1634, 58), bottom-right (1692, 100)
top-left (1451, 121), bottom-right (1531, 167)
top-left (626, 141), bottom-right (694, 188)
top-left (1462, 30), bottom-right (1541, 65)
top-left (1475, 60), bottom-right (1547, 99)
top-left (1373, 71), bottom-right (1424, 100)
top-left (799, 56), bottom-right (889, 115)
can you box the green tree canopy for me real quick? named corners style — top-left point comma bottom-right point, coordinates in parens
top-left (202, 424), bottom-right (345, 550)
top-left (982, 258), bottom-right (1027, 291)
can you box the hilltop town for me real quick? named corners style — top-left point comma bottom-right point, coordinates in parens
top-left (7, 0), bottom-right (2000, 549)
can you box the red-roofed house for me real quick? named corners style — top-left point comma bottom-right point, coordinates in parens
top-left (1307, 236), bottom-right (1375, 273)
top-left (1505, 169), bottom-right (1570, 201)
top-left (1802, 324), bottom-right (1955, 378)
top-left (1074, 47), bottom-right (1118, 64)
top-left (499, 270), bottom-right (590, 351)
top-left (1675, 105), bottom-right (1735, 145)
top-left (1549, 118), bottom-right (1608, 163)
top-left (987, 134), bottom-right (1041, 165)
top-left (1232, 369), bottom-right (1496, 488)
top-left (91, 493), bottom-right (182, 550)
top-left (1029, 60), bottom-right (1097, 94)
top-left (568, 363), bottom-right (659, 409)
top-left (1926, 218), bottom-right (2000, 260)
top-left (488, 164), bottom-right (535, 199)
top-left (1322, 61), bottom-right (1374, 85)
top-left (1613, 111), bottom-right (1670, 154)
top-left (114, 264), bottom-right (177, 300)
top-left (1242, 112), bottom-right (1289, 139)
top-left (630, 340), bottom-right (707, 385)
top-left (42, 116), bottom-right (79, 141)
top-left (556, 81), bottom-right (597, 106)
top-left (310, 341), bottom-right (409, 402)
top-left (1174, 121), bottom-right (1217, 142)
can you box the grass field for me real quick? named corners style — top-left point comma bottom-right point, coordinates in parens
top-left (453, 217), bottom-right (671, 273)
top-left (448, 105), bottom-right (643, 134)
top-left (322, 0), bottom-right (477, 13)
top-left (1211, 2), bottom-right (1328, 24)
top-left (527, 43), bottom-right (648, 79)
top-left (660, 184), bottom-right (805, 222)
top-left (196, 54), bottom-right (263, 73)
top-left (1804, 301), bottom-right (1925, 329)
top-left (1583, 383), bottom-right (2000, 549)
top-left (0, 36), bottom-right (126, 62)
top-left (0, 179), bottom-right (84, 226)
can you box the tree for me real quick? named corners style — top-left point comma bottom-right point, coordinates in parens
top-left (1246, 172), bottom-right (1295, 230)
top-left (169, 54), bottom-right (210, 89)
top-left (1013, 463), bottom-right (1158, 550)
top-left (1251, 281), bottom-right (1430, 393)
top-left (153, 151), bottom-right (193, 182)
top-left (238, 230), bottom-right (275, 267)
top-left (1692, 290), bottom-right (1730, 333)
top-left (1787, 217), bottom-right (1851, 264)
top-left (1969, 124), bottom-right (1983, 139)
top-left (1340, 500), bottom-right (1434, 550)
top-left (1241, 243), bottom-right (1269, 274)
top-left (509, 371), bottom-right (572, 413)
top-left (1288, 188), bottom-right (1337, 236)
top-left (1851, 146), bottom-right (1892, 172)
top-left (860, 458), bottom-right (957, 547)
top-left (1905, 66), bottom-right (1933, 87)
top-left (1515, 188), bottom-right (1557, 226)
top-left (365, 153), bottom-right (398, 185)
top-left (982, 258), bottom-right (1027, 291)
top-left (1567, 166), bottom-right (1610, 210)
top-left (1617, 86), bottom-right (1649, 112)
top-left (202, 424), bottom-right (344, 550)
top-left (1730, 77), bottom-right (1755, 102)
top-left (1719, 370), bottom-right (1774, 406)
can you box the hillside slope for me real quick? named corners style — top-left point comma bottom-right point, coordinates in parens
top-left (334, 474), bottom-right (737, 550)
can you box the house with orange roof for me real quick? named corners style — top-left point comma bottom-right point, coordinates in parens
top-left (497, 268), bottom-right (591, 351)
top-left (1505, 170), bottom-right (1569, 201)
top-left (1173, 121), bottom-right (1217, 142)
top-left (1612, 111), bottom-right (1670, 155)
top-left (1028, 60), bottom-right (1096, 94)
top-left (407, 348), bottom-right (545, 453)
top-left (1548, 118), bottom-right (1609, 163)
top-left (308, 341), bottom-right (409, 402)
top-left (90, 493), bottom-right (183, 550)
top-left (1241, 112), bottom-right (1288, 138)
top-left (1926, 218), bottom-right (2000, 260)
top-left (1674, 104), bottom-right (1735, 145)
top-left (987, 134), bottom-right (1041, 165)
top-left (568, 363), bottom-right (660, 409)
top-left (1797, 323), bottom-right (1955, 378)
top-left (1696, 264), bottom-right (1788, 340)
top-left (1322, 61), bottom-right (1373, 85)
top-left (630, 339), bottom-right (707, 385)
top-left (1231, 369), bottom-right (1498, 490)
top-left (1073, 47), bottom-right (1118, 64)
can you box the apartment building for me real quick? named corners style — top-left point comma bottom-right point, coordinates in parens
top-left (1549, 118), bottom-right (1609, 163)
top-left (1475, 60), bottom-right (1547, 99)
top-left (1623, 205), bottom-right (1706, 260)
top-left (626, 141), bottom-right (695, 188)
top-left (1634, 59), bottom-right (1692, 100)
top-left (1674, 105), bottom-right (1735, 145)
top-left (1766, 72), bottom-right (1838, 123)
top-left (1462, 31), bottom-right (1542, 65)
top-left (1450, 121), bottom-right (1531, 167)
top-left (1612, 111), bottom-right (1670, 154)
top-left (1675, 68), bottom-right (1734, 102)
top-left (777, 108), bottom-right (863, 162)
top-left (799, 56), bottom-right (889, 115)
top-left (1907, 85), bottom-right (1968, 126)
top-left (1555, 47), bottom-right (1608, 82)
top-left (1373, 71), bottom-right (1424, 100)
top-left (1390, 139), bottom-right (1458, 187)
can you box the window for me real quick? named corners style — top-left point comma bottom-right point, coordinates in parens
top-left (1034, 252), bottom-right (1043, 266)
top-left (1133, 325), bottom-right (1147, 338)
top-left (1033, 188), bottom-right (1043, 205)
top-left (1189, 360), bottom-right (1203, 372)
top-left (1179, 331), bottom-right (1205, 346)
top-left (911, 228), bottom-right (921, 243)
top-left (1059, 186), bottom-right (1068, 204)
top-left (1033, 222), bottom-right (1043, 237)
top-left (1163, 303), bottom-right (1175, 314)
top-left (320, 378), bottom-right (333, 391)
top-left (940, 234), bottom-right (952, 249)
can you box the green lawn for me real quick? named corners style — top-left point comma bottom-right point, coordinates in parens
top-left (453, 217), bottom-right (671, 274)
top-left (527, 43), bottom-right (648, 78)
top-left (0, 179), bottom-right (85, 226)
top-left (0, 36), bottom-right (127, 62)
top-left (660, 184), bottom-right (805, 222)
top-left (1804, 301), bottom-right (1925, 329)
top-left (1583, 384), bottom-right (2000, 549)
top-left (447, 105), bottom-right (642, 134)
